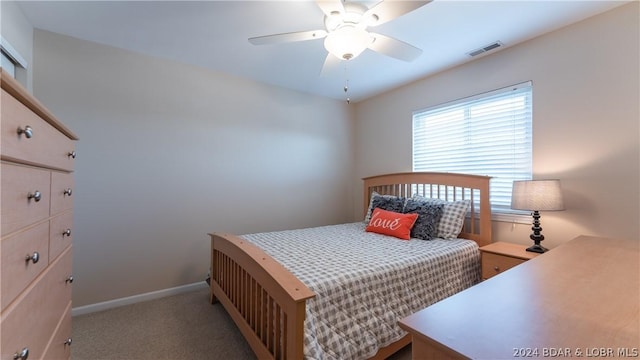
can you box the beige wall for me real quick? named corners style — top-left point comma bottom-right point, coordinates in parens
top-left (354, 2), bottom-right (639, 247)
top-left (32, 31), bottom-right (355, 307)
top-left (17, 2), bottom-right (640, 308)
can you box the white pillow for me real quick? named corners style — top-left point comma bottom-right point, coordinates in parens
top-left (412, 195), bottom-right (470, 239)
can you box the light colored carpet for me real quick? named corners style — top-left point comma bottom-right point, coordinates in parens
top-left (72, 286), bottom-right (412, 360)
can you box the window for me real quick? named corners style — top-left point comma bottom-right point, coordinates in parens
top-left (412, 82), bottom-right (532, 218)
top-left (1, 49), bottom-right (16, 77)
top-left (1, 37), bottom-right (28, 79)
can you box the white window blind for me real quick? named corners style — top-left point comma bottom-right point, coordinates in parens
top-left (412, 82), bottom-right (533, 215)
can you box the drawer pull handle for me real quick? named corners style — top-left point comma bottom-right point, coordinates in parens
top-left (66, 275), bottom-right (74, 284)
top-left (13, 347), bottom-right (29, 360)
top-left (17, 125), bottom-right (33, 139)
top-left (27, 191), bottom-right (42, 202)
top-left (63, 228), bottom-right (72, 237)
top-left (63, 188), bottom-right (73, 196)
top-left (68, 151), bottom-right (76, 159)
top-left (493, 266), bottom-right (500, 272)
top-left (64, 338), bottom-right (73, 346)
top-left (25, 252), bottom-right (40, 264)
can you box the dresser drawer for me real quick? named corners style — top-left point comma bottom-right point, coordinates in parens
top-left (0, 247), bottom-right (73, 360)
top-left (1, 89), bottom-right (76, 172)
top-left (42, 302), bottom-right (72, 360)
top-left (481, 252), bottom-right (526, 280)
top-left (50, 172), bottom-right (74, 216)
top-left (1, 222), bottom-right (50, 311)
top-left (49, 211), bottom-right (73, 263)
top-left (1, 163), bottom-right (51, 236)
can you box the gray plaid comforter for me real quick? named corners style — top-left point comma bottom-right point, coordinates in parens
top-left (241, 222), bottom-right (480, 360)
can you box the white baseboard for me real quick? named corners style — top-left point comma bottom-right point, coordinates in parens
top-left (71, 281), bottom-right (209, 317)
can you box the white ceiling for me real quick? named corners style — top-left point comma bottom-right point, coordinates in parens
top-left (17, 0), bottom-right (628, 102)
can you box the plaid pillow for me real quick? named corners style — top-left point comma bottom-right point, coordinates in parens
top-left (364, 192), bottom-right (406, 223)
top-left (411, 196), bottom-right (470, 239)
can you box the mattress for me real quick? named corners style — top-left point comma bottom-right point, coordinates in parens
top-left (241, 222), bottom-right (481, 360)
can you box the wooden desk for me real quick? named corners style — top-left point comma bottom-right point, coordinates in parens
top-left (399, 235), bottom-right (639, 359)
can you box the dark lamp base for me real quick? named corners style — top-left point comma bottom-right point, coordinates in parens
top-left (526, 243), bottom-right (548, 253)
top-left (526, 210), bottom-right (548, 253)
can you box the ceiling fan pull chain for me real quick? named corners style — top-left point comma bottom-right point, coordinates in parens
top-left (344, 63), bottom-right (351, 104)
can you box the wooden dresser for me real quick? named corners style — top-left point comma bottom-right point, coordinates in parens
top-left (399, 235), bottom-right (639, 359)
top-left (1, 69), bottom-right (78, 360)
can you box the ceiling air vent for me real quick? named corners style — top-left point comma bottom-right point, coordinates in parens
top-left (468, 41), bottom-right (504, 57)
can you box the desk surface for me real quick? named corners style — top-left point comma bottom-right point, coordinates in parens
top-left (399, 235), bottom-right (640, 359)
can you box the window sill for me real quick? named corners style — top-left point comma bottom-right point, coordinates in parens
top-left (491, 211), bottom-right (531, 224)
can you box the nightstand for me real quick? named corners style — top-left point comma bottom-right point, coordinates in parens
top-left (480, 242), bottom-right (539, 280)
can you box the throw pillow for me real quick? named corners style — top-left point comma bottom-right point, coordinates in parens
top-left (364, 192), bottom-right (406, 223)
top-left (403, 199), bottom-right (444, 240)
top-left (365, 208), bottom-right (418, 240)
top-left (412, 196), bottom-right (471, 239)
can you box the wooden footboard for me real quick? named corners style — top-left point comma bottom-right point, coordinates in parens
top-left (209, 232), bottom-right (315, 360)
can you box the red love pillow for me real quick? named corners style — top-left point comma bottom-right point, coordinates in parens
top-left (365, 208), bottom-right (418, 240)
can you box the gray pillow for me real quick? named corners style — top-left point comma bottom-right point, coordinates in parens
top-left (412, 196), bottom-right (471, 239)
top-left (403, 199), bottom-right (444, 240)
top-left (364, 192), bottom-right (406, 223)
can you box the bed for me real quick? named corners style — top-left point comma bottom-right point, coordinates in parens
top-left (209, 172), bottom-right (492, 359)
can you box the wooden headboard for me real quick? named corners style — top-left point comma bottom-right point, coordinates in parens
top-left (363, 172), bottom-right (492, 247)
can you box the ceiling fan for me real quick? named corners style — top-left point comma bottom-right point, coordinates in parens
top-left (248, 0), bottom-right (432, 73)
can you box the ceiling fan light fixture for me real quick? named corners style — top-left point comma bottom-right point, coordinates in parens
top-left (324, 25), bottom-right (372, 60)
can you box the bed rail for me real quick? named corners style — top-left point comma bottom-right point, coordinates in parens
top-left (209, 233), bottom-right (315, 360)
top-left (363, 172), bottom-right (492, 247)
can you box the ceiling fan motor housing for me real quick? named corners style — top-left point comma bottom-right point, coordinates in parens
top-left (323, 2), bottom-right (374, 60)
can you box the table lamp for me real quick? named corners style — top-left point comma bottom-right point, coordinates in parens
top-left (511, 180), bottom-right (564, 253)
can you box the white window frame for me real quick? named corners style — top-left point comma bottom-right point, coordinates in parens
top-left (1, 36), bottom-right (28, 78)
top-left (1, 50), bottom-right (16, 77)
top-left (412, 81), bottom-right (533, 223)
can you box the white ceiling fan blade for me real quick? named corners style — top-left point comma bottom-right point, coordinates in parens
top-left (365, 0), bottom-right (431, 26)
top-left (248, 30), bottom-right (327, 46)
top-left (320, 52), bottom-right (342, 76)
top-left (369, 33), bottom-right (422, 61)
top-left (316, 0), bottom-right (345, 17)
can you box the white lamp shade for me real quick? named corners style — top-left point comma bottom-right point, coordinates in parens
top-left (324, 25), bottom-right (372, 60)
top-left (511, 179), bottom-right (565, 211)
